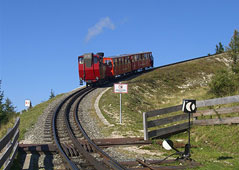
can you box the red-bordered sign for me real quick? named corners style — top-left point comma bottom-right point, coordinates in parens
top-left (25, 100), bottom-right (31, 107)
top-left (114, 83), bottom-right (128, 93)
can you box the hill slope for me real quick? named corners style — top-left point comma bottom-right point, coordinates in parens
top-left (100, 53), bottom-right (231, 135)
top-left (99, 53), bottom-right (239, 169)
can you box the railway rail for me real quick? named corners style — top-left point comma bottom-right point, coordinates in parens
top-left (49, 87), bottom-right (128, 170)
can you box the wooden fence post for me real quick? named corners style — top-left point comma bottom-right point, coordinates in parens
top-left (0, 117), bottom-right (20, 170)
top-left (143, 112), bottom-right (148, 140)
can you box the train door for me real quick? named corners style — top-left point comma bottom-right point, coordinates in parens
top-left (122, 57), bottom-right (126, 74)
top-left (118, 58), bottom-right (122, 74)
top-left (135, 55), bottom-right (139, 71)
top-left (78, 56), bottom-right (84, 85)
top-left (114, 59), bottom-right (118, 75)
top-left (105, 59), bottom-right (113, 77)
top-left (99, 57), bottom-right (106, 80)
top-left (150, 53), bottom-right (154, 67)
top-left (139, 54), bottom-right (142, 68)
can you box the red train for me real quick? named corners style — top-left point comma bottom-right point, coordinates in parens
top-left (78, 52), bottom-right (153, 86)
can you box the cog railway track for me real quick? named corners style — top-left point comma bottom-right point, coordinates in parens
top-left (50, 87), bottom-right (127, 170)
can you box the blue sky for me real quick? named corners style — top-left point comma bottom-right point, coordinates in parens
top-left (0, 0), bottom-right (238, 112)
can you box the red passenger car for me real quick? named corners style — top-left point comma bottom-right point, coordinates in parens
top-left (78, 52), bottom-right (153, 86)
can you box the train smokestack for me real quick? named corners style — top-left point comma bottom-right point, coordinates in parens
top-left (97, 52), bottom-right (104, 57)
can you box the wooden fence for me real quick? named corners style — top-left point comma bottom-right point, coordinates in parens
top-left (0, 117), bottom-right (20, 170)
top-left (143, 95), bottom-right (239, 140)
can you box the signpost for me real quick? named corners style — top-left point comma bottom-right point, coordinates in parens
top-left (25, 100), bottom-right (31, 110)
top-left (182, 99), bottom-right (197, 159)
top-left (114, 83), bottom-right (128, 124)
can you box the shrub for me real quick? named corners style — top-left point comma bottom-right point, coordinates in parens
top-left (209, 69), bottom-right (238, 97)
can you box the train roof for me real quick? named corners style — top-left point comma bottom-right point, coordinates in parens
top-left (105, 51), bottom-right (152, 58)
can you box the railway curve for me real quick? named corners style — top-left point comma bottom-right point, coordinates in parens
top-left (51, 87), bottom-right (127, 170)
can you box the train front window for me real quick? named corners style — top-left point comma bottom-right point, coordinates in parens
top-left (94, 57), bottom-right (99, 64)
top-left (79, 57), bottom-right (84, 64)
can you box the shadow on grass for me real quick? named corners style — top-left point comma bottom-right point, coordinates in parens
top-left (217, 156), bottom-right (233, 160)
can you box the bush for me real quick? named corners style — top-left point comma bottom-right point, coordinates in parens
top-left (209, 69), bottom-right (238, 97)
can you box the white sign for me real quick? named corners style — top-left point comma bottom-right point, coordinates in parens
top-left (114, 83), bottom-right (128, 93)
top-left (25, 100), bottom-right (31, 107)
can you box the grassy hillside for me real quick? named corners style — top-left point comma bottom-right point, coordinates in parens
top-left (99, 53), bottom-right (230, 136)
top-left (99, 53), bottom-right (239, 169)
top-left (0, 94), bottom-right (63, 140)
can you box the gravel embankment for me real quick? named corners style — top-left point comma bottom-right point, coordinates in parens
top-left (20, 88), bottom-right (82, 144)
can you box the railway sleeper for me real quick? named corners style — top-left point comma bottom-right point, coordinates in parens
top-left (61, 143), bottom-right (70, 157)
top-left (65, 143), bottom-right (79, 157)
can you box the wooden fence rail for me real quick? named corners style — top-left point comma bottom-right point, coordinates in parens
top-left (0, 117), bottom-right (20, 170)
top-left (143, 95), bottom-right (239, 140)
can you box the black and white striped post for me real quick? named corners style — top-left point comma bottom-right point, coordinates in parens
top-left (182, 99), bottom-right (197, 159)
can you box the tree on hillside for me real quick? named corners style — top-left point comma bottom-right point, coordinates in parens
top-left (209, 69), bottom-right (237, 97)
top-left (4, 98), bottom-right (16, 115)
top-left (0, 80), bottom-right (8, 124)
top-left (227, 29), bottom-right (239, 73)
top-left (0, 80), bottom-right (4, 114)
top-left (216, 42), bottom-right (224, 54)
top-left (49, 89), bottom-right (55, 99)
top-left (0, 80), bottom-right (17, 124)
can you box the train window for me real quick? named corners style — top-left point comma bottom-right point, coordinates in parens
top-left (105, 60), bottom-right (112, 66)
top-left (79, 57), bottom-right (84, 64)
top-left (93, 57), bottom-right (98, 64)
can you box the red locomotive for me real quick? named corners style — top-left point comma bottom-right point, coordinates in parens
top-left (78, 52), bottom-right (153, 86)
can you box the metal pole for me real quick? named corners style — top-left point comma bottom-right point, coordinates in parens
top-left (120, 93), bottom-right (122, 124)
top-left (187, 112), bottom-right (191, 158)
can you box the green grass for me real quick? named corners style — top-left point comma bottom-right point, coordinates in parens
top-left (18, 94), bottom-right (64, 140)
top-left (99, 53), bottom-right (239, 169)
top-left (0, 117), bottom-right (17, 139)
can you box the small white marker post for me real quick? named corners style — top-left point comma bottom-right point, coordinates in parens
top-left (120, 92), bottom-right (122, 124)
top-left (25, 99), bottom-right (31, 111)
top-left (114, 83), bottom-right (128, 124)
